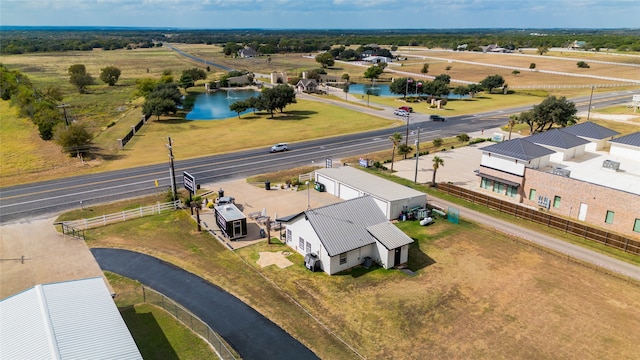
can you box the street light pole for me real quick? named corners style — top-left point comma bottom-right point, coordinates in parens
top-left (404, 113), bottom-right (410, 147)
top-left (305, 181), bottom-right (310, 210)
top-left (587, 85), bottom-right (595, 121)
top-left (414, 128), bottom-right (420, 184)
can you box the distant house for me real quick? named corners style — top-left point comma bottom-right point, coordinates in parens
top-left (609, 131), bottom-right (640, 160)
top-left (362, 55), bottom-right (392, 64)
top-left (480, 44), bottom-right (510, 53)
top-left (296, 79), bottom-right (318, 92)
top-left (456, 44), bottom-right (468, 51)
top-left (569, 40), bottom-right (587, 50)
top-left (278, 196), bottom-right (414, 275)
top-left (238, 47), bottom-right (258, 58)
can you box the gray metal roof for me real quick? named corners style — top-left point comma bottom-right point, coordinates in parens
top-left (559, 121), bottom-right (619, 139)
top-left (609, 131), bottom-right (640, 147)
top-left (366, 222), bottom-right (414, 250)
top-left (215, 204), bottom-right (246, 221)
top-left (0, 277), bottom-right (142, 360)
top-left (526, 129), bottom-right (590, 149)
top-left (315, 166), bottom-right (425, 202)
top-left (481, 138), bottom-right (555, 161)
top-left (306, 196), bottom-right (413, 256)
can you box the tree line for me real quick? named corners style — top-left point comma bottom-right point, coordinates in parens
top-left (2, 28), bottom-right (639, 55)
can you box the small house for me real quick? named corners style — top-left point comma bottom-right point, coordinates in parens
top-left (215, 204), bottom-right (247, 240)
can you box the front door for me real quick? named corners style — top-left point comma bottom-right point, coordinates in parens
top-left (578, 203), bottom-right (588, 221)
top-left (233, 220), bottom-right (242, 238)
top-left (394, 248), bottom-right (401, 267)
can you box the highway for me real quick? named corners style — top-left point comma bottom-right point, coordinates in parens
top-left (0, 86), bottom-right (634, 223)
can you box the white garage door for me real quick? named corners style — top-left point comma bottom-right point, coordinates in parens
top-left (316, 174), bottom-right (336, 195)
top-left (338, 184), bottom-right (359, 200)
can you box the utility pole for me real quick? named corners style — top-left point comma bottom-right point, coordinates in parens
top-left (414, 128), bottom-right (420, 184)
top-left (404, 113), bottom-right (410, 147)
top-left (587, 85), bottom-right (595, 122)
top-left (166, 136), bottom-right (177, 201)
top-left (57, 103), bottom-right (70, 127)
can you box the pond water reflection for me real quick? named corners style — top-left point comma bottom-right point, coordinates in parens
top-left (185, 89), bottom-right (259, 120)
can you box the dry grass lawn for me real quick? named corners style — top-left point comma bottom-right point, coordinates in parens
top-left (85, 207), bottom-right (640, 360)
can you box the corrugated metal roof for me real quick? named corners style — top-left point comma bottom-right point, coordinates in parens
top-left (481, 138), bottom-right (555, 161)
top-left (610, 131), bottom-right (640, 147)
top-left (559, 121), bottom-right (619, 139)
top-left (0, 277), bottom-right (142, 360)
top-left (526, 129), bottom-right (590, 149)
top-left (306, 196), bottom-right (388, 256)
top-left (315, 166), bottom-right (425, 202)
top-left (366, 222), bottom-right (414, 250)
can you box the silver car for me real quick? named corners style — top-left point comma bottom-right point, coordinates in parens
top-left (270, 143), bottom-right (288, 152)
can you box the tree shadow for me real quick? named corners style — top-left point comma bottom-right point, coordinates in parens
top-left (268, 110), bottom-right (318, 121)
top-left (120, 306), bottom-right (179, 360)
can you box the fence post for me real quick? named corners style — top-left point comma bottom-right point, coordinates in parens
top-left (142, 286), bottom-right (146, 303)
top-left (140, 207), bottom-right (143, 217)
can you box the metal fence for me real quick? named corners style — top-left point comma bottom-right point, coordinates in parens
top-left (62, 200), bottom-right (181, 230)
top-left (119, 115), bottom-right (148, 149)
top-left (437, 183), bottom-right (640, 255)
top-left (142, 286), bottom-right (238, 360)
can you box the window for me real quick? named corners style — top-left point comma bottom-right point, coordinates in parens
top-left (492, 182), bottom-right (504, 194)
top-left (340, 253), bottom-right (347, 265)
top-left (506, 185), bottom-right (517, 197)
top-left (286, 229), bottom-right (292, 243)
top-left (553, 196), bottom-right (561, 208)
top-left (529, 189), bottom-right (536, 200)
top-left (299, 237), bottom-right (305, 250)
top-left (605, 211), bottom-right (615, 224)
top-left (481, 178), bottom-right (492, 190)
top-left (634, 219), bottom-right (640, 233)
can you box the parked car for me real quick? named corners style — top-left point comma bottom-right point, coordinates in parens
top-left (399, 106), bottom-right (413, 113)
top-left (270, 143), bottom-right (288, 152)
top-left (216, 196), bottom-right (235, 205)
top-left (394, 109), bottom-right (410, 117)
top-left (429, 115), bottom-right (446, 122)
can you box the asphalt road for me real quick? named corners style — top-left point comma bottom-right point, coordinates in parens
top-left (0, 90), bottom-right (632, 224)
top-left (91, 248), bottom-right (319, 360)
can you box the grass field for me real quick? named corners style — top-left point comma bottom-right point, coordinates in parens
top-left (83, 204), bottom-right (640, 359)
top-left (2, 45), bottom-right (639, 185)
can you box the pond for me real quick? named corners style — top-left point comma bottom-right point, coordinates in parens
top-left (346, 83), bottom-right (470, 99)
top-left (185, 89), bottom-right (259, 120)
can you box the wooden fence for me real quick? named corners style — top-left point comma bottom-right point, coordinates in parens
top-left (437, 183), bottom-right (640, 255)
top-left (62, 201), bottom-right (181, 230)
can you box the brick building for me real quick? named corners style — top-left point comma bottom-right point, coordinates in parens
top-left (477, 122), bottom-right (640, 239)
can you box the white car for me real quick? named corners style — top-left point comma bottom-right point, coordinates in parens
top-left (270, 143), bottom-right (288, 152)
top-left (394, 109), bottom-right (409, 117)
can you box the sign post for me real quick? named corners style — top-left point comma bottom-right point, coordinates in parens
top-left (183, 171), bottom-right (196, 214)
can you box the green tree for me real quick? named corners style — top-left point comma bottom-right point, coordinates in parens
top-left (315, 52), bottom-right (335, 68)
top-left (424, 80), bottom-right (450, 98)
top-left (537, 46), bottom-right (549, 55)
top-left (259, 84), bottom-right (296, 118)
top-left (229, 100), bottom-right (249, 118)
top-left (456, 133), bottom-right (470, 143)
top-left (68, 64), bottom-right (94, 94)
top-left (341, 73), bottom-right (350, 82)
top-left (577, 61), bottom-right (590, 68)
top-left (431, 156), bottom-right (444, 186)
top-left (508, 114), bottom-right (518, 140)
top-left (53, 122), bottom-right (92, 156)
top-left (142, 83), bottom-right (182, 120)
top-left (468, 84), bottom-right (483, 98)
top-left (135, 78), bottom-right (158, 97)
top-left (99, 66), bottom-right (121, 86)
top-left (531, 95), bottom-right (578, 132)
top-left (432, 138), bottom-right (443, 148)
top-left (479, 74), bottom-right (505, 94)
top-left (398, 143), bottom-right (413, 160)
top-left (529, 63), bottom-right (536, 70)
top-left (421, 63), bottom-right (429, 74)
top-left (452, 85), bottom-right (470, 97)
top-left (388, 132), bottom-right (403, 172)
top-left (512, 70), bottom-right (521, 76)
top-left (434, 74), bottom-right (451, 84)
top-left (363, 64), bottom-right (384, 85)
top-left (33, 107), bottom-right (64, 140)
top-left (517, 110), bottom-right (537, 134)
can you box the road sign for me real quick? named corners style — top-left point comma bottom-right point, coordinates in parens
top-left (183, 171), bottom-right (196, 193)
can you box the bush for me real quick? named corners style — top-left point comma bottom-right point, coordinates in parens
top-left (577, 61), bottom-right (590, 68)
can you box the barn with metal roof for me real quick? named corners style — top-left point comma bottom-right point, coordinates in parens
top-left (0, 277), bottom-right (142, 360)
top-left (315, 166), bottom-right (426, 220)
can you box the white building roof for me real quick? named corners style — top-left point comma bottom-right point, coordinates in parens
top-left (0, 277), bottom-right (142, 360)
top-left (315, 166), bottom-right (425, 202)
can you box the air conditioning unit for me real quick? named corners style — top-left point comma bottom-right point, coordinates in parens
top-left (602, 160), bottom-right (620, 171)
top-left (552, 168), bottom-right (571, 177)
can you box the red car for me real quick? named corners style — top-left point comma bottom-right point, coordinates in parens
top-left (399, 106), bottom-right (413, 113)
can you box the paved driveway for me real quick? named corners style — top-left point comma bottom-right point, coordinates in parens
top-left (91, 248), bottom-right (319, 360)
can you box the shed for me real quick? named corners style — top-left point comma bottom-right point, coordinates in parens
top-left (215, 203), bottom-right (247, 240)
top-left (315, 166), bottom-right (426, 220)
top-left (0, 277), bottom-right (142, 360)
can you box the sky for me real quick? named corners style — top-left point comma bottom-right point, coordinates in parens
top-left (1, 0), bottom-right (638, 29)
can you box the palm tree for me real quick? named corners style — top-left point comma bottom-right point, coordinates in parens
top-left (388, 132), bottom-right (403, 172)
top-left (431, 156), bottom-right (444, 187)
top-left (508, 114), bottom-right (518, 140)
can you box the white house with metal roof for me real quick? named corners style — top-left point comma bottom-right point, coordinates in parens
top-left (0, 277), bottom-right (142, 360)
top-left (315, 166), bottom-right (426, 220)
top-left (526, 128), bottom-right (590, 161)
top-left (278, 196), bottom-right (414, 275)
top-left (559, 121), bottom-right (619, 151)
